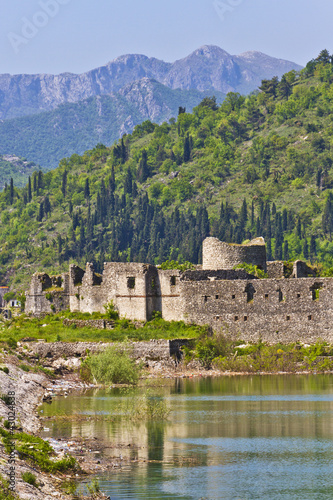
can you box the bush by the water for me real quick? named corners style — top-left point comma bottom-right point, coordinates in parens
top-left (81, 345), bottom-right (140, 385)
top-left (212, 341), bottom-right (333, 373)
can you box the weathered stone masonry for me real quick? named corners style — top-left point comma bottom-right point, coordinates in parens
top-left (25, 237), bottom-right (333, 343)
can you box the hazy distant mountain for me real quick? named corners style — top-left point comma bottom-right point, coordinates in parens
top-left (0, 45), bottom-right (302, 120)
top-left (0, 79), bottom-right (224, 170)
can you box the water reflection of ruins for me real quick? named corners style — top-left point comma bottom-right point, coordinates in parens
top-left (43, 375), bottom-right (333, 468)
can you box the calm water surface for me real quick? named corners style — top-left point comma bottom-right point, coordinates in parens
top-left (41, 375), bottom-right (333, 499)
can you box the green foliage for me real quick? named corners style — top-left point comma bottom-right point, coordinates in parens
top-left (86, 478), bottom-right (100, 494)
top-left (0, 366), bottom-right (9, 374)
top-left (0, 474), bottom-right (19, 500)
top-left (0, 428), bottom-right (77, 473)
top-left (233, 263), bottom-right (268, 278)
top-left (159, 260), bottom-right (195, 271)
top-left (195, 334), bottom-right (231, 368)
top-left (21, 472), bottom-right (38, 488)
top-left (120, 389), bottom-right (170, 420)
top-left (104, 300), bottom-right (119, 320)
top-left (4, 52), bottom-right (333, 290)
top-left (81, 345), bottom-right (140, 385)
top-left (212, 341), bottom-right (333, 373)
top-left (3, 292), bottom-right (15, 302)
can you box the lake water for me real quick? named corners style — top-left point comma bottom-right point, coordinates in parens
top-left (41, 375), bottom-right (333, 499)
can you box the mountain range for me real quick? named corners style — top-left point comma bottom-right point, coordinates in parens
top-left (0, 45), bottom-right (302, 172)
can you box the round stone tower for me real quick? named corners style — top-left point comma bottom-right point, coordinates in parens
top-left (202, 237), bottom-right (267, 271)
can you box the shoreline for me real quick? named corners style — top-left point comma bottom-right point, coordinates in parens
top-left (1, 346), bottom-right (333, 499)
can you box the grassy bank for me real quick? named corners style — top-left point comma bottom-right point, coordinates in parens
top-left (188, 335), bottom-right (333, 373)
top-left (0, 311), bottom-right (208, 344)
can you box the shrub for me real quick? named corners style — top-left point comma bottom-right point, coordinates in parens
top-left (0, 366), bottom-right (9, 374)
top-left (82, 345), bottom-right (140, 385)
top-left (22, 472), bottom-right (38, 488)
top-left (19, 363), bottom-right (30, 372)
top-left (87, 478), bottom-right (100, 494)
top-left (104, 301), bottom-right (119, 320)
top-left (195, 334), bottom-right (231, 368)
top-left (121, 389), bottom-right (170, 420)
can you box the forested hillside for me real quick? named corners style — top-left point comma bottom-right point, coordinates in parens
top-left (2, 51), bottom-right (333, 290)
top-left (0, 80), bottom-right (222, 171)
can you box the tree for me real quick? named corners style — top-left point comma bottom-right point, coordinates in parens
top-left (198, 96), bottom-right (218, 111)
top-left (303, 238), bottom-right (309, 260)
top-left (259, 76), bottom-right (279, 98)
top-left (137, 150), bottom-right (149, 183)
top-left (283, 240), bottom-right (289, 261)
top-left (310, 235), bottom-right (317, 261)
top-left (84, 178), bottom-right (90, 200)
top-left (28, 176), bottom-right (32, 202)
top-left (61, 170), bottom-right (67, 197)
top-left (124, 167), bottom-right (133, 195)
top-left (183, 133), bottom-right (191, 162)
top-left (278, 75), bottom-right (292, 99)
top-left (316, 49), bottom-right (331, 64)
top-left (9, 178), bottom-right (14, 205)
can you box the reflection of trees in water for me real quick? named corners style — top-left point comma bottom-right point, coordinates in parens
top-left (148, 422), bottom-right (165, 463)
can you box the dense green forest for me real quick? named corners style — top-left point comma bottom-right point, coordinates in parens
top-left (3, 50), bottom-right (333, 290)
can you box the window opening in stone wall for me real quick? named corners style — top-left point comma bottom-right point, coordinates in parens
top-left (244, 316), bottom-right (248, 321)
top-left (265, 294), bottom-right (269, 299)
top-left (310, 282), bottom-right (323, 301)
top-left (297, 293), bottom-right (301, 298)
top-left (127, 277), bottom-right (135, 289)
top-left (215, 315), bottom-right (220, 320)
top-left (215, 295), bottom-right (219, 300)
top-left (308, 315), bottom-right (312, 320)
top-left (170, 276), bottom-right (176, 286)
top-left (232, 294), bottom-right (236, 299)
top-left (245, 283), bottom-right (256, 303)
top-left (234, 316), bottom-right (239, 321)
top-left (204, 296), bottom-right (209, 303)
top-left (278, 289), bottom-right (283, 302)
top-left (286, 316), bottom-right (290, 321)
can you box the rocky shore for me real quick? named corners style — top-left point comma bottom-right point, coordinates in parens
top-left (0, 340), bottom-right (209, 500)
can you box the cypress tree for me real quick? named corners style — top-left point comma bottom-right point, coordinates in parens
top-left (310, 235), bottom-right (317, 261)
top-left (183, 133), bottom-right (191, 162)
top-left (297, 217), bottom-right (302, 239)
top-left (282, 209), bottom-right (288, 231)
top-left (44, 195), bottom-right (51, 215)
top-left (84, 178), bottom-right (90, 200)
top-left (124, 167), bottom-right (133, 195)
top-left (28, 176), bottom-right (32, 202)
top-left (109, 166), bottom-right (115, 193)
top-left (251, 200), bottom-right (255, 226)
top-left (137, 150), bottom-right (149, 183)
top-left (61, 170), bottom-right (67, 197)
top-left (303, 238), bottom-right (309, 260)
top-left (37, 202), bottom-right (44, 221)
top-left (9, 178), bottom-right (14, 205)
top-left (283, 240), bottom-right (289, 261)
top-left (239, 199), bottom-right (247, 230)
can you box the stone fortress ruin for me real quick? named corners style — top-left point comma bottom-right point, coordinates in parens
top-left (25, 237), bottom-right (333, 343)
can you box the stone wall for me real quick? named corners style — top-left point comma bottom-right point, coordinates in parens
top-left (24, 236), bottom-right (333, 345)
top-left (62, 319), bottom-right (115, 329)
top-left (180, 276), bottom-right (333, 343)
top-left (25, 272), bottom-right (69, 315)
top-left (26, 339), bottom-right (191, 362)
top-left (202, 237), bottom-right (267, 271)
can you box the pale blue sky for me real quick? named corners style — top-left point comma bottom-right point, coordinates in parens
top-left (0, 0), bottom-right (332, 75)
